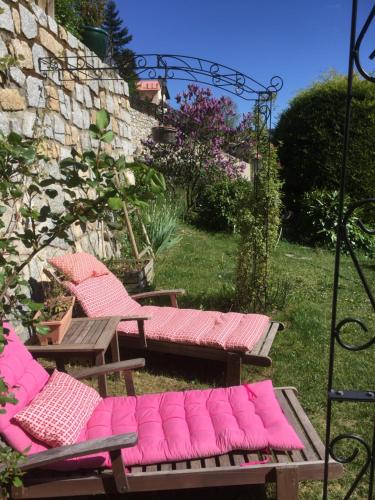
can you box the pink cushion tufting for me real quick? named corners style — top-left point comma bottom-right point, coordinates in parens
top-left (13, 370), bottom-right (102, 447)
top-left (48, 252), bottom-right (109, 284)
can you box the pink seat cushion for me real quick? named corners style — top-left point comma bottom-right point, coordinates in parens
top-left (0, 324), bottom-right (50, 453)
top-left (68, 273), bottom-right (270, 352)
top-left (13, 370), bottom-right (102, 447)
top-left (41, 380), bottom-right (304, 470)
top-left (48, 252), bottom-right (109, 284)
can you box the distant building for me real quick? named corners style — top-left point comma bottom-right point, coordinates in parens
top-left (136, 80), bottom-right (170, 106)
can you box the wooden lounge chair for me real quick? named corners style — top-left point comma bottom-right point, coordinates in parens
top-left (44, 263), bottom-right (284, 386)
top-left (4, 359), bottom-right (342, 500)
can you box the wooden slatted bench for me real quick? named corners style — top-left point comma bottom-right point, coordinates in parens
top-left (9, 388), bottom-right (342, 500)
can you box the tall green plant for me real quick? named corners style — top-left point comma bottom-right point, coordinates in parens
top-left (235, 112), bottom-right (282, 312)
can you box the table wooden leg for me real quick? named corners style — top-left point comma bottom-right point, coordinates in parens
top-left (276, 467), bottom-right (298, 500)
top-left (95, 351), bottom-right (108, 397)
top-left (110, 332), bottom-right (120, 381)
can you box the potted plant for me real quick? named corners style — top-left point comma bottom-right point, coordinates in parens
top-left (80, 0), bottom-right (108, 59)
top-left (104, 258), bottom-right (154, 293)
top-left (34, 296), bottom-right (75, 345)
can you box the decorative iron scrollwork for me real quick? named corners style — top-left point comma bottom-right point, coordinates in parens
top-left (329, 434), bottom-right (373, 499)
top-left (323, 1), bottom-right (375, 499)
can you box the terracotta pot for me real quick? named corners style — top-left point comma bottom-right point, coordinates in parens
top-left (34, 296), bottom-right (75, 346)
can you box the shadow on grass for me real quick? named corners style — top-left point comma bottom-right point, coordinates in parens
top-left (119, 346), bottom-right (225, 387)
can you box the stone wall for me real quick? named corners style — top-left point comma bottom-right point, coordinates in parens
top-left (0, 0), bottom-right (154, 335)
top-left (129, 106), bottom-right (158, 158)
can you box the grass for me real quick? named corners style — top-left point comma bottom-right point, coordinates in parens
top-left (68, 224), bottom-right (373, 499)
top-left (136, 224), bottom-right (373, 499)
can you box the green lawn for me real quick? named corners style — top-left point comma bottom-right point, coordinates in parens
top-left (122, 224), bottom-right (372, 499)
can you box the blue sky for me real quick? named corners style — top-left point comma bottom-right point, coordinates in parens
top-left (117, 0), bottom-right (373, 122)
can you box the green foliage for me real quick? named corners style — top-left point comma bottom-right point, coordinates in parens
top-left (299, 189), bottom-right (375, 256)
top-left (55, 0), bottom-right (82, 38)
top-left (235, 118), bottom-right (282, 312)
top-left (274, 73), bottom-right (375, 215)
top-left (193, 177), bottom-right (251, 232)
top-left (80, 0), bottom-right (107, 26)
top-left (141, 200), bottom-right (181, 255)
top-left (0, 445), bottom-right (25, 497)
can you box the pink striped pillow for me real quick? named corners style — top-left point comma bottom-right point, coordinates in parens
top-left (48, 252), bottom-right (109, 284)
top-left (13, 370), bottom-right (102, 447)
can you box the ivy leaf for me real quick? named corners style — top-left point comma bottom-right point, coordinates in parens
top-left (96, 109), bottom-right (110, 130)
top-left (101, 131), bottom-right (114, 143)
top-left (108, 197), bottom-right (123, 210)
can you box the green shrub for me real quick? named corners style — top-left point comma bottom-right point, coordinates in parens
top-left (55, 0), bottom-right (82, 38)
top-left (141, 200), bottom-right (181, 255)
top-left (299, 189), bottom-right (375, 256)
top-left (193, 177), bottom-right (251, 232)
top-left (274, 73), bottom-right (375, 215)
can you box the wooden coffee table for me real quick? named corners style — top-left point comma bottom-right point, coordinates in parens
top-left (27, 316), bottom-right (122, 396)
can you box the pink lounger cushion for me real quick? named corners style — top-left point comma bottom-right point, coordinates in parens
top-left (66, 273), bottom-right (271, 352)
top-left (48, 252), bottom-right (109, 285)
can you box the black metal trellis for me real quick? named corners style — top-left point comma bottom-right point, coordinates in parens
top-left (323, 1), bottom-right (375, 499)
top-left (39, 52), bottom-right (283, 311)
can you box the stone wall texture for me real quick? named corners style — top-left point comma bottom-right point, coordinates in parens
top-left (129, 106), bottom-right (158, 158)
top-left (0, 0), bottom-right (158, 336)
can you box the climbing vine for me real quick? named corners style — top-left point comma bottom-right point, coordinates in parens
top-left (235, 110), bottom-right (282, 312)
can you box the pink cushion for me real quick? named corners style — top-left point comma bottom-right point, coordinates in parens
top-left (117, 306), bottom-right (270, 352)
top-left (13, 370), bottom-right (102, 447)
top-left (0, 323), bottom-right (50, 453)
top-left (66, 273), bottom-right (270, 352)
top-left (65, 273), bottom-right (141, 317)
top-left (48, 252), bottom-right (109, 284)
top-left (49, 380), bottom-right (304, 470)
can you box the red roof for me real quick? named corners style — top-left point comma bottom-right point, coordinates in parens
top-left (136, 80), bottom-right (161, 91)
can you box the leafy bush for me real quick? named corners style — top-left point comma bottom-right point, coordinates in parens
top-left (274, 73), bottom-right (375, 215)
top-left (193, 177), bottom-right (251, 232)
top-left (299, 189), bottom-right (375, 255)
top-left (55, 0), bottom-right (82, 38)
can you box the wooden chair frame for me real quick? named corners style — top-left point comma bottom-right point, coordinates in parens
top-left (44, 268), bottom-right (283, 386)
top-left (5, 359), bottom-right (342, 500)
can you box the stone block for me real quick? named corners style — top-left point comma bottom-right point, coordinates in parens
top-left (106, 94), bottom-right (114, 113)
top-left (67, 31), bottom-right (78, 49)
top-left (10, 40), bottom-right (33, 69)
top-left (26, 76), bottom-right (46, 107)
top-left (32, 43), bottom-right (46, 74)
top-left (45, 85), bottom-right (59, 111)
top-left (93, 97), bottom-right (101, 109)
top-left (53, 113), bottom-right (65, 144)
top-left (62, 78), bottom-right (75, 93)
top-left (30, 3), bottom-right (47, 27)
top-left (83, 86), bottom-right (93, 108)
top-left (0, 38), bottom-right (7, 57)
top-left (19, 4), bottom-right (37, 39)
top-left (72, 99), bottom-right (83, 128)
top-left (82, 109), bottom-right (90, 130)
top-left (58, 89), bottom-right (72, 120)
top-left (39, 28), bottom-right (63, 56)
top-left (0, 111), bottom-right (10, 135)
top-left (88, 79), bottom-right (99, 96)
top-left (22, 111), bottom-right (37, 137)
top-left (75, 83), bottom-right (84, 103)
top-left (0, 89), bottom-right (26, 111)
top-left (58, 25), bottom-right (68, 43)
top-left (0, 0), bottom-right (14, 33)
top-left (9, 66), bottom-right (26, 87)
top-left (48, 15), bottom-right (58, 35)
top-left (11, 8), bottom-right (20, 34)
top-left (9, 116), bottom-right (22, 135)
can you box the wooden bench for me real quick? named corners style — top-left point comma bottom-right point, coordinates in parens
top-left (8, 361), bottom-right (342, 500)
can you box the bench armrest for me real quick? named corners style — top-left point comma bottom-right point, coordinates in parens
top-left (131, 289), bottom-right (185, 308)
top-left (74, 359), bottom-right (145, 380)
top-left (7, 433), bottom-right (137, 472)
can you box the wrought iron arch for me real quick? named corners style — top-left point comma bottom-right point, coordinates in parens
top-left (39, 52), bottom-right (283, 310)
top-left (323, 1), bottom-right (375, 498)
